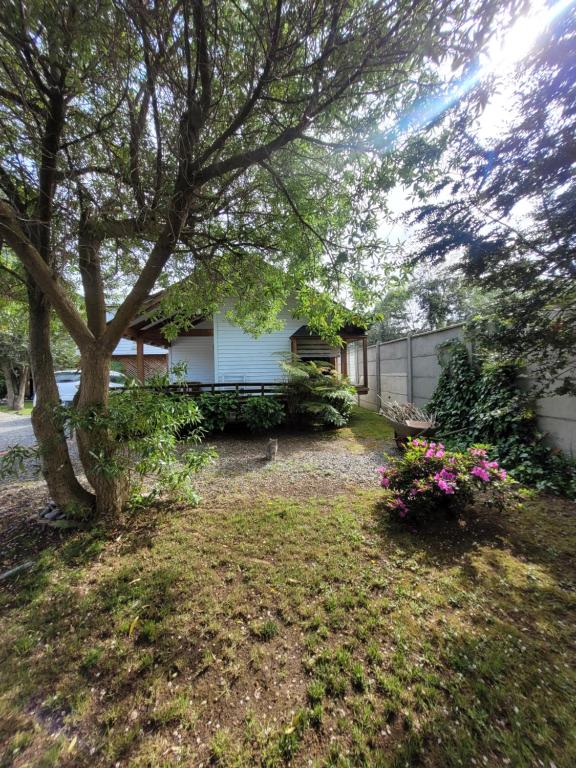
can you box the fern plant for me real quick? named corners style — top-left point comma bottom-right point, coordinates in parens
top-left (280, 358), bottom-right (356, 428)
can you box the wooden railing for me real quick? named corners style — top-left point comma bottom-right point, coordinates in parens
top-left (119, 381), bottom-right (285, 397)
top-left (117, 380), bottom-right (368, 396)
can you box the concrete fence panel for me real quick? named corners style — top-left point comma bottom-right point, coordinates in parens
top-left (359, 323), bottom-right (576, 458)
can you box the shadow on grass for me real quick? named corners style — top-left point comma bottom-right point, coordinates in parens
top-left (366, 610), bottom-right (576, 768)
top-left (0, 500), bottom-right (176, 615)
top-left (0, 552), bottom-right (209, 766)
top-left (372, 493), bottom-right (576, 601)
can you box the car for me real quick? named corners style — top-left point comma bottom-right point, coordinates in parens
top-left (33, 370), bottom-right (128, 405)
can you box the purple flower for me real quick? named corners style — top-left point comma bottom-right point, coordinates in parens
top-left (433, 468), bottom-right (457, 494)
top-left (471, 466), bottom-right (490, 482)
top-left (437, 479), bottom-right (455, 494)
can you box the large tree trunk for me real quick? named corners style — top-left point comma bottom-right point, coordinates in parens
top-left (12, 364), bottom-right (28, 411)
top-left (75, 348), bottom-right (130, 518)
top-left (28, 284), bottom-right (95, 515)
top-left (2, 363), bottom-right (16, 410)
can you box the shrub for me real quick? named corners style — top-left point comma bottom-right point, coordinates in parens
top-left (281, 358), bottom-right (356, 428)
top-left (197, 392), bottom-right (240, 433)
top-left (378, 438), bottom-right (513, 523)
top-left (239, 396), bottom-right (285, 432)
top-left (428, 340), bottom-right (576, 498)
top-left (65, 387), bottom-right (215, 507)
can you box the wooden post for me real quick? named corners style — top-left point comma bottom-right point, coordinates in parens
top-left (291, 337), bottom-right (298, 358)
top-left (341, 342), bottom-right (348, 377)
top-left (136, 336), bottom-right (145, 382)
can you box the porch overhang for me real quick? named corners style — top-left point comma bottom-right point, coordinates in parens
top-left (289, 324), bottom-right (369, 394)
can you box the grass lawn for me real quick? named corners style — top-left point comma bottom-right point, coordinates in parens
top-left (0, 401), bottom-right (33, 417)
top-left (0, 410), bottom-right (575, 767)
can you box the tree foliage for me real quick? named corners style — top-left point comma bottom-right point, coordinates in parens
top-left (412, 9), bottom-right (576, 394)
top-left (368, 267), bottom-right (486, 343)
top-left (0, 0), bottom-right (519, 516)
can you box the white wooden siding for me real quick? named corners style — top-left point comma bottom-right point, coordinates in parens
top-left (113, 338), bottom-right (167, 356)
top-left (214, 301), bottom-right (305, 382)
top-left (169, 336), bottom-right (214, 382)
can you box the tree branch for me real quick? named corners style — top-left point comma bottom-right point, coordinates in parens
top-left (0, 200), bottom-right (95, 348)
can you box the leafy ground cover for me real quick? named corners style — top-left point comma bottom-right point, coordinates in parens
top-left (0, 409), bottom-right (574, 767)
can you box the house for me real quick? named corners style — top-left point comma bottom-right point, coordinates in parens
top-left (106, 311), bottom-right (168, 380)
top-left (117, 298), bottom-right (368, 393)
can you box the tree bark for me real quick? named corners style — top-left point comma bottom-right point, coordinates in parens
top-left (75, 348), bottom-right (129, 518)
top-left (28, 283), bottom-right (94, 515)
top-left (12, 364), bottom-right (28, 410)
top-left (2, 363), bottom-right (16, 410)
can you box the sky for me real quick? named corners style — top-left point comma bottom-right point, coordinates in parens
top-left (380, 0), bottom-right (575, 256)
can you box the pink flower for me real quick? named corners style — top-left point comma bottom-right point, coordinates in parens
top-left (471, 466), bottom-right (490, 482)
top-left (425, 448), bottom-right (436, 458)
top-left (437, 479), bottom-right (455, 494)
top-left (434, 468), bottom-right (457, 494)
top-left (380, 476), bottom-right (391, 488)
top-left (499, 469), bottom-right (507, 480)
top-left (469, 447), bottom-right (488, 458)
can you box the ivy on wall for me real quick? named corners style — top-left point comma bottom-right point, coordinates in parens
top-left (428, 340), bottom-right (576, 498)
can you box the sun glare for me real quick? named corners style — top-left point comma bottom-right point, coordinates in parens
top-left (484, 0), bottom-right (575, 75)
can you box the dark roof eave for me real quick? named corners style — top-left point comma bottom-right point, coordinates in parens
top-left (291, 324), bottom-right (367, 339)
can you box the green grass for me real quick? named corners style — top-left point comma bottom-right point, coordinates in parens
top-left (0, 481), bottom-right (574, 766)
top-left (0, 400), bottom-right (33, 416)
top-left (331, 406), bottom-right (394, 452)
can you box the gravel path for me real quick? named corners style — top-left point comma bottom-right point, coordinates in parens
top-left (0, 410), bottom-right (36, 452)
top-left (192, 431), bottom-right (397, 499)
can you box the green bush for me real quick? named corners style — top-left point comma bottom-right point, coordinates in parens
top-left (239, 396), bottom-right (285, 432)
top-left (64, 386), bottom-right (215, 507)
top-left (378, 438), bottom-right (513, 524)
top-left (428, 340), bottom-right (576, 498)
top-left (281, 358), bottom-right (356, 428)
top-left (197, 392), bottom-right (240, 433)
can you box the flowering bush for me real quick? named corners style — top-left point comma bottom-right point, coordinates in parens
top-left (378, 438), bottom-right (511, 523)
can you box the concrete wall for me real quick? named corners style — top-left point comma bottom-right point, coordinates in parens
top-left (360, 323), bottom-right (576, 457)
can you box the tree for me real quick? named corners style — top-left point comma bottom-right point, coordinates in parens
top-left (0, 250), bottom-right (77, 409)
top-left (0, 0), bottom-right (514, 517)
top-left (368, 267), bottom-right (485, 343)
top-left (411, 8), bottom-right (576, 394)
